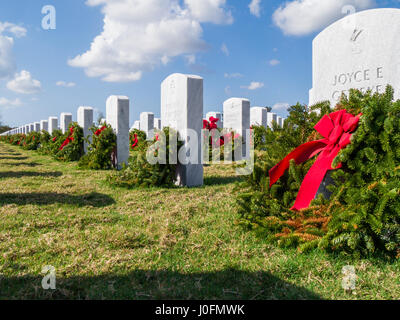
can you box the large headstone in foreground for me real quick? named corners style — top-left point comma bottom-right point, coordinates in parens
top-left (161, 73), bottom-right (203, 187)
top-left (106, 96), bottom-right (130, 169)
top-left (77, 106), bottom-right (94, 154)
top-left (309, 8), bottom-right (400, 106)
top-left (223, 98), bottom-right (250, 159)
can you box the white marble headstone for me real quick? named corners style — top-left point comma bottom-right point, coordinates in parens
top-left (131, 120), bottom-right (140, 131)
top-left (250, 107), bottom-right (267, 128)
top-left (60, 113), bottom-right (73, 134)
top-left (40, 120), bottom-right (48, 132)
top-left (106, 95), bottom-right (130, 169)
top-left (266, 112), bottom-right (277, 129)
top-left (223, 98), bottom-right (250, 159)
top-left (77, 106), bottom-right (94, 154)
top-left (154, 118), bottom-right (162, 130)
top-left (161, 73), bottom-right (204, 187)
top-left (48, 117), bottom-right (58, 135)
top-left (309, 8), bottom-right (400, 106)
top-left (34, 122), bottom-right (40, 132)
top-left (140, 112), bottom-right (155, 140)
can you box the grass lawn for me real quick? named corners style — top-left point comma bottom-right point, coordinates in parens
top-left (0, 142), bottom-right (399, 300)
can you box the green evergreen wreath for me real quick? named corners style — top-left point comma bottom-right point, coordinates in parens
top-left (236, 86), bottom-right (400, 257)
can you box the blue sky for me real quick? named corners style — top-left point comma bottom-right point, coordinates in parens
top-left (0, 0), bottom-right (399, 127)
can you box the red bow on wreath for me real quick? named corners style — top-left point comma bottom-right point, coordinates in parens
top-left (59, 127), bottom-right (75, 151)
top-left (131, 133), bottom-right (139, 149)
top-left (203, 116), bottom-right (219, 130)
top-left (95, 125), bottom-right (107, 136)
top-left (269, 109), bottom-right (362, 211)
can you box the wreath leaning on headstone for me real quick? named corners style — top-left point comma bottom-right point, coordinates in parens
top-left (236, 86), bottom-right (400, 257)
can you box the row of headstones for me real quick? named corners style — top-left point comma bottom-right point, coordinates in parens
top-left (1, 73), bottom-right (286, 187)
top-left (0, 97), bottom-right (130, 170)
top-left (132, 104), bottom-right (285, 141)
top-left (131, 113), bottom-right (161, 140)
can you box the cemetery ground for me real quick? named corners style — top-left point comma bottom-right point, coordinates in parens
top-left (0, 143), bottom-right (399, 300)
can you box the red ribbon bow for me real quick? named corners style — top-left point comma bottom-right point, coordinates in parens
top-left (95, 125), bottom-right (107, 136)
top-left (269, 109), bottom-right (362, 211)
top-left (131, 133), bottom-right (138, 149)
top-left (59, 127), bottom-right (75, 150)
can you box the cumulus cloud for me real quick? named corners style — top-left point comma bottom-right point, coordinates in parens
top-left (272, 0), bottom-right (375, 36)
top-left (241, 81), bottom-right (264, 90)
top-left (269, 59), bottom-right (280, 66)
top-left (0, 97), bottom-right (22, 108)
top-left (0, 22), bottom-right (27, 79)
top-left (69, 0), bottom-right (233, 82)
top-left (56, 81), bottom-right (76, 87)
top-left (7, 70), bottom-right (41, 94)
top-left (184, 0), bottom-right (233, 24)
top-left (272, 102), bottom-right (290, 113)
top-left (249, 0), bottom-right (261, 18)
top-left (0, 22), bottom-right (27, 38)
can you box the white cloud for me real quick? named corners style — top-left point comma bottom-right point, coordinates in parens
top-left (184, 54), bottom-right (196, 65)
top-left (0, 97), bottom-right (22, 108)
top-left (221, 43), bottom-right (229, 56)
top-left (269, 59), bottom-right (280, 66)
top-left (241, 81), bottom-right (264, 90)
top-left (0, 22), bottom-right (27, 80)
top-left (7, 70), bottom-right (41, 94)
top-left (249, 0), bottom-right (261, 18)
top-left (272, 102), bottom-right (290, 113)
top-left (69, 0), bottom-right (233, 83)
top-left (273, 0), bottom-right (375, 36)
top-left (0, 22), bottom-right (27, 38)
top-left (184, 0), bottom-right (233, 24)
top-left (224, 72), bottom-right (243, 79)
top-left (56, 81), bottom-right (76, 87)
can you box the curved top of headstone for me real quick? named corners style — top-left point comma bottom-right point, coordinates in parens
top-left (224, 97), bottom-right (250, 104)
top-left (162, 73), bottom-right (203, 82)
top-left (251, 106), bottom-right (265, 110)
top-left (309, 8), bottom-right (400, 106)
top-left (314, 8), bottom-right (400, 43)
top-left (106, 95), bottom-right (129, 102)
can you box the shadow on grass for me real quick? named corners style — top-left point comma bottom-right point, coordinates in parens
top-left (0, 171), bottom-right (62, 179)
top-left (0, 269), bottom-right (321, 300)
top-left (1, 162), bottom-right (41, 167)
top-left (0, 156), bottom-right (28, 160)
top-left (0, 152), bottom-right (22, 156)
top-left (0, 192), bottom-right (115, 207)
top-left (204, 175), bottom-right (243, 186)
